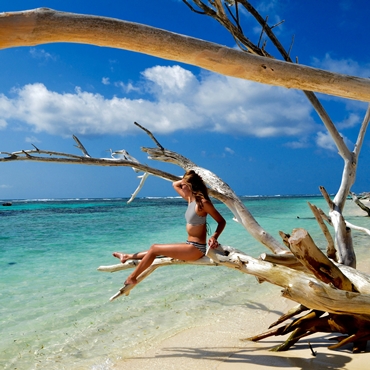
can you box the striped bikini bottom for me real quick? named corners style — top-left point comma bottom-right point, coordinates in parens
top-left (186, 240), bottom-right (207, 255)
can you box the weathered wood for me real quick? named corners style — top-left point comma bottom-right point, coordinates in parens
top-left (278, 231), bottom-right (290, 248)
top-left (288, 228), bottom-right (355, 291)
top-left (345, 221), bottom-right (370, 236)
top-left (320, 186), bottom-right (357, 268)
top-left (259, 252), bottom-right (306, 271)
top-left (280, 281), bottom-right (370, 316)
top-left (249, 310), bottom-right (370, 352)
top-left (269, 310), bottom-right (329, 351)
top-left (337, 264), bottom-right (370, 294)
top-left (327, 315), bottom-right (370, 351)
top-left (308, 202), bottom-right (337, 260)
top-left (331, 209), bottom-right (357, 267)
top-left (1, 8), bottom-right (370, 101)
top-left (98, 246), bottom-right (370, 316)
top-left (268, 304), bottom-right (308, 329)
top-left (350, 192), bottom-right (370, 216)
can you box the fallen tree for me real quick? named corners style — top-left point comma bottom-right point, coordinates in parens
top-left (1, 1), bottom-right (370, 353)
top-left (3, 124), bottom-right (370, 352)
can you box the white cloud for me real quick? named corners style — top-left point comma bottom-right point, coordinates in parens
top-left (0, 118), bottom-right (7, 129)
top-left (193, 73), bottom-right (316, 137)
top-left (142, 65), bottom-right (198, 98)
top-left (224, 147), bottom-right (235, 155)
top-left (0, 65), bottom-right (317, 138)
top-left (315, 131), bottom-right (353, 152)
top-left (316, 132), bottom-right (336, 151)
top-left (284, 138), bottom-right (310, 149)
top-left (102, 77), bottom-right (110, 85)
top-left (337, 113), bottom-right (361, 129)
top-left (25, 136), bottom-right (41, 144)
top-left (29, 48), bottom-right (56, 62)
top-left (114, 81), bottom-right (140, 94)
top-left (256, 0), bottom-right (280, 13)
top-left (312, 53), bottom-right (370, 78)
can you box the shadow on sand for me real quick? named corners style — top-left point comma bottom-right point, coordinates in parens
top-left (128, 335), bottom-right (357, 370)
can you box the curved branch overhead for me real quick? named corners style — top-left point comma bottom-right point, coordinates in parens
top-left (1, 8), bottom-right (370, 102)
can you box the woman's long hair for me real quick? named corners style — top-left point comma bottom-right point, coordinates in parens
top-left (183, 170), bottom-right (210, 210)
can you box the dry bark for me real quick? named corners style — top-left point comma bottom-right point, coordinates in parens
top-left (307, 202), bottom-right (337, 260)
top-left (1, 7), bottom-right (370, 102)
top-left (287, 228), bottom-right (356, 292)
top-left (98, 243), bottom-right (370, 316)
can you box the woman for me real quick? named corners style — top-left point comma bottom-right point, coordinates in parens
top-left (113, 170), bottom-right (226, 285)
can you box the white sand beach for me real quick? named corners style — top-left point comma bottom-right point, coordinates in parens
top-left (115, 287), bottom-right (370, 370)
top-left (115, 288), bottom-right (370, 370)
top-left (115, 199), bottom-right (370, 370)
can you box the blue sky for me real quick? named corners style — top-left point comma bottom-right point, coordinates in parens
top-left (1, 0), bottom-right (369, 200)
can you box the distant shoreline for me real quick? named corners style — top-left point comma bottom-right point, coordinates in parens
top-left (0, 193), bottom-right (347, 203)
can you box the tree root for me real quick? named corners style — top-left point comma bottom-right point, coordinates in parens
top-left (246, 309), bottom-right (370, 353)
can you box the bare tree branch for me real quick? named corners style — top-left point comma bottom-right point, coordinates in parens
top-left (134, 121), bottom-right (164, 150)
top-left (354, 104), bottom-right (370, 157)
top-left (73, 135), bottom-right (91, 157)
top-left (1, 8), bottom-right (370, 101)
top-left (308, 202), bottom-right (337, 261)
top-left (127, 172), bottom-right (150, 204)
top-left (98, 244), bottom-right (370, 316)
top-left (1, 126), bottom-right (288, 255)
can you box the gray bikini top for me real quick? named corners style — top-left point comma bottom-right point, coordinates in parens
top-left (185, 201), bottom-right (207, 226)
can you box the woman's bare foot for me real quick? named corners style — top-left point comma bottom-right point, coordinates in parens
top-left (124, 276), bottom-right (138, 285)
top-left (112, 252), bottom-right (131, 263)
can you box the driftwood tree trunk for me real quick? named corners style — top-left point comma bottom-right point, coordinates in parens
top-left (1, 7), bottom-right (370, 102)
top-left (2, 2), bottom-right (370, 353)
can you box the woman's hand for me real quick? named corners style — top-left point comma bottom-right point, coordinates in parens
top-left (208, 236), bottom-right (219, 249)
top-left (173, 179), bottom-right (189, 200)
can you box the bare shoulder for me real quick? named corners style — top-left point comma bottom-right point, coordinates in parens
top-left (201, 198), bottom-right (215, 210)
top-left (202, 198), bottom-right (225, 223)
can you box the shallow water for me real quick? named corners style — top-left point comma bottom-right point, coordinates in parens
top-left (1, 196), bottom-right (369, 369)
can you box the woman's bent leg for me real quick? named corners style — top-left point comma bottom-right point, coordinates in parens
top-left (125, 243), bottom-right (203, 285)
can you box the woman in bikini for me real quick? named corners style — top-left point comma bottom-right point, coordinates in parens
top-left (113, 170), bottom-right (226, 285)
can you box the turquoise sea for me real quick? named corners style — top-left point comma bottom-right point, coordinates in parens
top-left (1, 196), bottom-right (370, 369)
